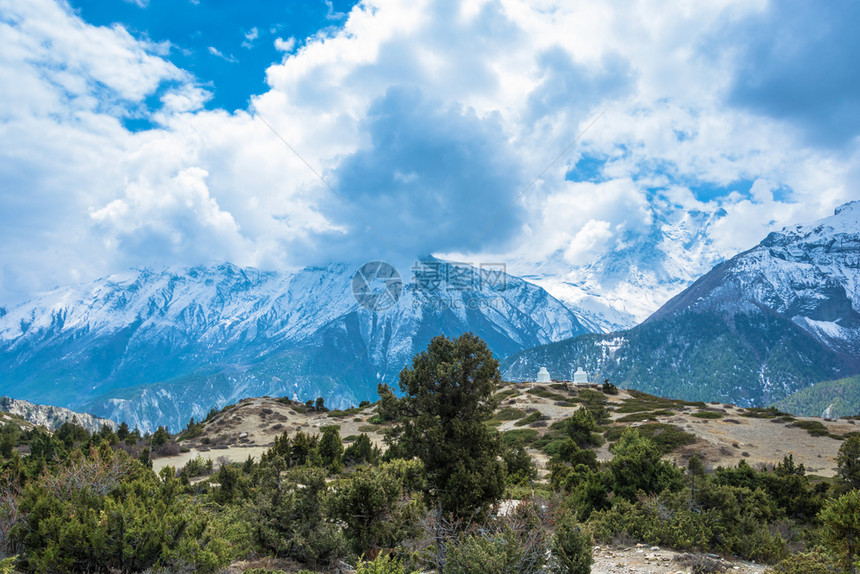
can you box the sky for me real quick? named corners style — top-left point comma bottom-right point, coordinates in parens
top-left (0, 0), bottom-right (858, 306)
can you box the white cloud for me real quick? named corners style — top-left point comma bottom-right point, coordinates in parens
top-left (207, 46), bottom-right (238, 63)
top-left (564, 220), bottom-right (614, 266)
top-left (242, 27), bottom-right (259, 49)
top-left (273, 36), bottom-right (295, 53)
top-left (0, 0), bottom-right (858, 306)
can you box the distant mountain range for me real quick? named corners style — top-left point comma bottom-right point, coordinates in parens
top-left (2, 202), bottom-right (858, 429)
top-left (503, 201), bottom-right (860, 407)
top-left (0, 260), bottom-right (588, 430)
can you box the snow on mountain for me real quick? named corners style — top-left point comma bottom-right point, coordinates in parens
top-left (0, 260), bottom-right (588, 430)
top-left (504, 201), bottom-right (860, 407)
top-left (652, 200), bottom-right (860, 350)
top-left (519, 207), bottom-right (728, 332)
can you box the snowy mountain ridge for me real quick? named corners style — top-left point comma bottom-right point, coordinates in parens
top-left (504, 201), bottom-right (860, 407)
top-left (0, 260), bottom-right (589, 430)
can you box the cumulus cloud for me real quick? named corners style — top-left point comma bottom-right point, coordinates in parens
top-left (720, 0), bottom-right (860, 147)
top-left (326, 86), bottom-right (524, 257)
top-left (90, 167), bottom-right (250, 264)
top-left (273, 37), bottom-right (295, 52)
top-left (0, 0), bottom-right (858, 306)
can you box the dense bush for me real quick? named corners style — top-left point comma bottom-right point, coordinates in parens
top-left (329, 459), bottom-right (423, 556)
top-left (356, 554), bottom-right (405, 574)
top-left (10, 447), bottom-right (233, 573)
top-left (252, 466), bottom-right (348, 567)
top-left (607, 428), bottom-right (684, 501)
top-left (444, 510), bottom-right (548, 574)
top-left (550, 511), bottom-right (592, 574)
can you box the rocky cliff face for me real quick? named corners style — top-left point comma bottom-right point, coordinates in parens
top-left (0, 396), bottom-right (116, 433)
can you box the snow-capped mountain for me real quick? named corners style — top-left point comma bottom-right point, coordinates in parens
top-left (503, 201), bottom-right (860, 406)
top-left (520, 207), bottom-right (728, 332)
top-left (650, 200), bottom-right (860, 351)
top-left (0, 260), bottom-right (589, 430)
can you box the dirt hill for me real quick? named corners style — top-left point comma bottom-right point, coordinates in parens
top-left (152, 383), bottom-right (855, 480)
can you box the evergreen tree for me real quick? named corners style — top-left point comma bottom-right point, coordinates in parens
top-left (838, 435), bottom-right (860, 490)
top-left (344, 433), bottom-right (380, 466)
top-left (318, 426), bottom-right (344, 474)
top-left (116, 422), bottom-right (130, 443)
top-left (329, 459), bottom-right (423, 556)
top-left (380, 333), bottom-right (505, 519)
top-left (821, 488), bottom-right (860, 574)
top-left (608, 428), bottom-right (683, 501)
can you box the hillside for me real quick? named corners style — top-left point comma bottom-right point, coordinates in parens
top-left (504, 201), bottom-right (860, 407)
top-left (5, 382), bottom-right (855, 574)
top-left (151, 384), bottom-right (855, 480)
top-left (0, 396), bottom-right (115, 433)
top-left (774, 375), bottom-right (860, 418)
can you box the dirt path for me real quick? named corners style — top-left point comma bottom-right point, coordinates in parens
top-left (591, 544), bottom-right (768, 574)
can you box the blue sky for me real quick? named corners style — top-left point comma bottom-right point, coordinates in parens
top-left (0, 0), bottom-right (858, 306)
top-left (68, 0), bottom-right (359, 118)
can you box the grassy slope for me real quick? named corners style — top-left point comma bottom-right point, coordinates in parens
top-left (774, 374), bottom-right (860, 418)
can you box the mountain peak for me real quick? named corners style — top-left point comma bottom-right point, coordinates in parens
top-left (834, 200), bottom-right (860, 217)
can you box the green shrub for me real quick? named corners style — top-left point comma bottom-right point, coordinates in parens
top-left (494, 388), bottom-right (520, 401)
top-left (766, 549), bottom-right (838, 574)
top-left (635, 423), bottom-right (696, 454)
top-left (515, 412), bottom-right (547, 427)
top-left (503, 444), bottom-right (537, 486)
top-left (252, 466), bottom-right (348, 566)
top-left (445, 523), bottom-right (547, 574)
top-left (791, 420), bottom-right (835, 438)
top-left (692, 411), bottom-right (724, 419)
top-left (495, 407), bottom-right (527, 421)
top-left (501, 429), bottom-right (539, 447)
top-left (550, 512), bottom-right (592, 574)
top-left (527, 388), bottom-right (568, 401)
top-left (740, 407), bottom-right (791, 419)
top-left (838, 434), bottom-right (860, 489)
top-left (356, 554), bottom-right (405, 574)
top-left (616, 410), bottom-right (674, 423)
top-left (576, 389), bottom-right (607, 406)
top-left (601, 381), bottom-right (619, 395)
top-left (329, 460), bottom-right (423, 557)
top-left (821, 489), bottom-right (860, 574)
top-left (608, 428), bottom-right (684, 501)
top-left (603, 426), bottom-right (624, 442)
top-left (588, 486), bottom-right (786, 563)
top-left (11, 447), bottom-right (233, 573)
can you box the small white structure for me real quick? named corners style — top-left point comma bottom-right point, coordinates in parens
top-left (573, 367), bottom-right (588, 385)
top-left (536, 367), bottom-right (551, 384)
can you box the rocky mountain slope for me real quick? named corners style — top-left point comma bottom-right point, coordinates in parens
top-left (503, 201), bottom-right (860, 406)
top-left (0, 260), bottom-right (589, 430)
top-left (0, 396), bottom-right (115, 433)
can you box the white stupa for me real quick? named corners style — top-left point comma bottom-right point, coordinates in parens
top-left (573, 367), bottom-right (588, 384)
top-left (537, 367), bottom-right (551, 384)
